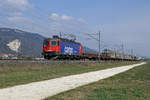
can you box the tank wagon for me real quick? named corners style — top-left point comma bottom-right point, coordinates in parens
top-left (42, 35), bottom-right (82, 59)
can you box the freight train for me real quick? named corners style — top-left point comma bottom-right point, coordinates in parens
top-left (42, 35), bottom-right (139, 61)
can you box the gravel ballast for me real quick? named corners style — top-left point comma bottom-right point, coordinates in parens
top-left (0, 62), bottom-right (146, 100)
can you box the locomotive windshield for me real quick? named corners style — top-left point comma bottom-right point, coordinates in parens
top-left (51, 41), bottom-right (59, 46)
top-left (44, 41), bottom-right (49, 46)
top-left (51, 41), bottom-right (57, 46)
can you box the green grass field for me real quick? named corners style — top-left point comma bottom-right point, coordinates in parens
top-left (45, 62), bottom-right (149, 100)
top-left (0, 61), bottom-right (137, 89)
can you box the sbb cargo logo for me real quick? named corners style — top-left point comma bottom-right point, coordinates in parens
top-left (64, 47), bottom-right (73, 54)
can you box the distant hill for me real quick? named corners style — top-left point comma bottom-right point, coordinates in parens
top-left (0, 27), bottom-right (97, 57)
top-left (0, 28), bottom-right (45, 57)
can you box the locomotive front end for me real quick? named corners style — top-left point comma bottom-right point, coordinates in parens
top-left (42, 37), bottom-right (61, 59)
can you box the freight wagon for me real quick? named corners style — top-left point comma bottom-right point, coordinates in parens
top-left (101, 49), bottom-right (138, 61)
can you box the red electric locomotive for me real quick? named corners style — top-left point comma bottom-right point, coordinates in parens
top-left (42, 35), bottom-right (82, 59)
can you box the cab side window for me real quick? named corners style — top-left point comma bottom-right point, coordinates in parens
top-left (44, 41), bottom-right (49, 46)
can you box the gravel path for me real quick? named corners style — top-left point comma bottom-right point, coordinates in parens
top-left (0, 62), bottom-right (146, 100)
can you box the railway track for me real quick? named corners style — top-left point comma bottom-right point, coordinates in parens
top-left (0, 58), bottom-right (138, 67)
top-left (0, 59), bottom-right (102, 67)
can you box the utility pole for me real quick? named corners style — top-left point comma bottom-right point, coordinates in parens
top-left (121, 43), bottom-right (124, 60)
top-left (59, 32), bottom-right (62, 38)
top-left (87, 31), bottom-right (101, 62)
top-left (131, 49), bottom-right (134, 56)
top-left (98, 31), bottom-right (101, 62)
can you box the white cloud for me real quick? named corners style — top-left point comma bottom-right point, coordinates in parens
top-left (48, 13), bottom-right (88, 35)
top-left (61, 14), bottom-right (73, 21)
top-left (7, 0), bottom-right (30, 7)
top-left (78, 18), bottom-right (85, 22)
top-left (12, 12), bottom-right (23, 16)
top-left (7, 16), bottom-right (29, 22)
top-left (0, 0), bottom-right (32, 11)
top-left (1, 11), bottom-right (88, 41)
top-left (49, 13), bottom-right (84, 22)
top-left (0, 0), bottom-right (33, 18)
top-left (49, 13), bottom-right (59, 20)
top-left (0, 0), bottom-right (33, 28)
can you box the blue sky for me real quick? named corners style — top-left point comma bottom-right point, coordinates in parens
top-left (31, 0), bottom-right (150, 23)
top-left (0, 0), bottom-right (150, 58)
